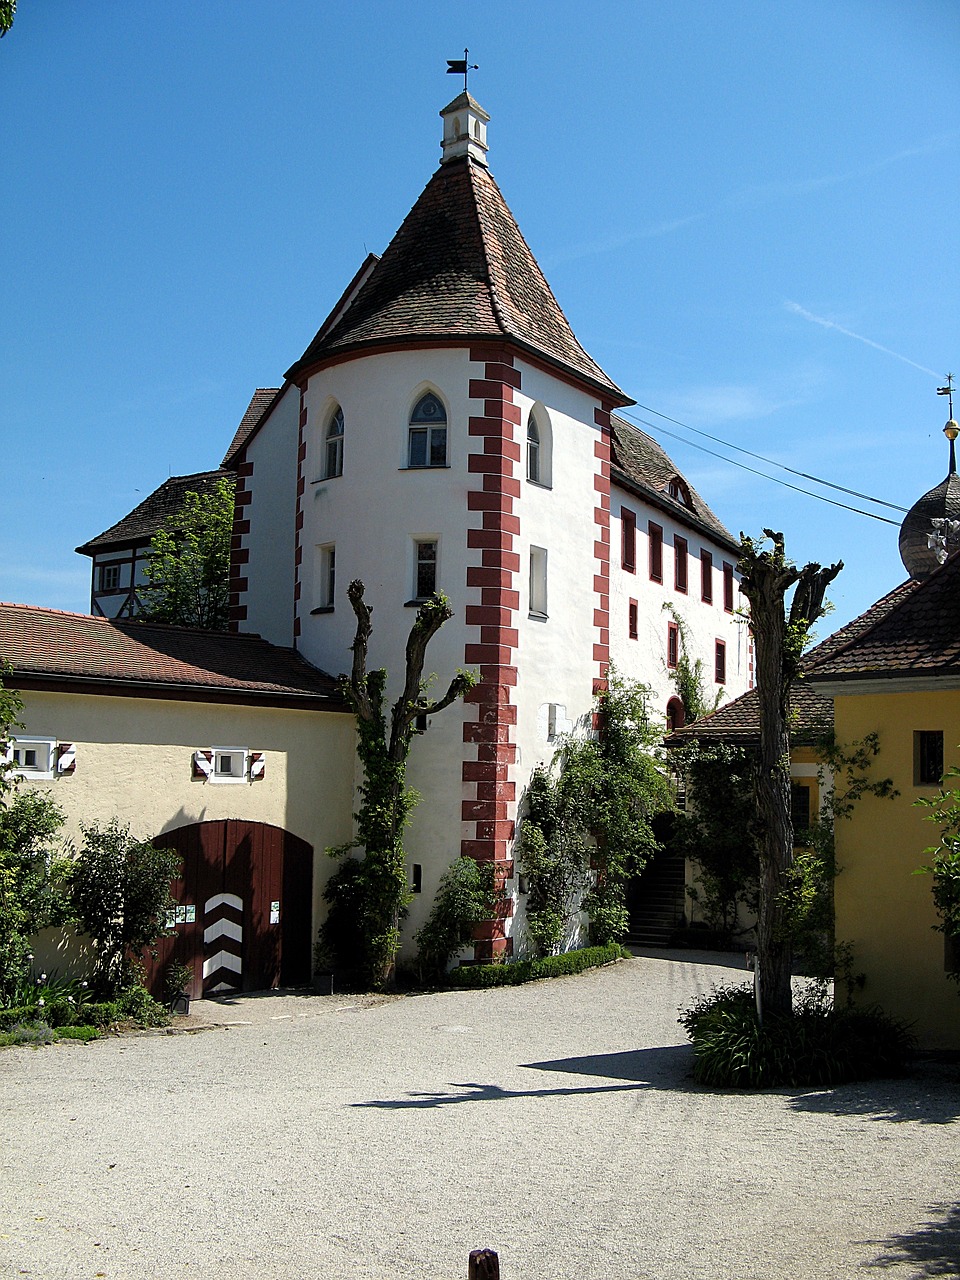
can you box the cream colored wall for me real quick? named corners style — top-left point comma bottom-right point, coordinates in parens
top-left (15, 689), bottom-right (357, 954)
top-left (833, 687), bottom-right (960, 1050)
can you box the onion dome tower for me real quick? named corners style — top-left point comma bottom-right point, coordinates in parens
top-left (898, 377), bottom-right (960, 580)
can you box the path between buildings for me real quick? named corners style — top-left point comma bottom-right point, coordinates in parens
top-left (1, 950), bottom-right (958, 1280)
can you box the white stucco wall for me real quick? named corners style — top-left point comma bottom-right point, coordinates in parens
top-left (608, 492), bottom-right (752, 722)
top-left (241, 384), bottom-right (300, 647)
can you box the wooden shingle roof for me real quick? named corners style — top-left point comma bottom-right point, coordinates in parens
top-left (286, 155), bottom-right (628, 401)
top-left (666, 578), bottom-right (919, 747)
top-left (611, 417), bottom-right (739, 553)
top-left (0, 604), bottom-right (345, 708)
top-left (75, 470), bottom-right (234, 556)
top-left (807, 553), bottom-right (960, 683)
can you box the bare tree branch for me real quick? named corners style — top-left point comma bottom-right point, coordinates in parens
top-left (346, 579), bottom-right (374, 722)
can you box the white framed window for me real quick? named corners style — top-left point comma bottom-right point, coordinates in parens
top-left (7, 737), bottom-right (57, 779)
top-left (526, 406), bottom-right (552, 487)
top-left (316, 543), bottom-right (336, 610)
top-left (324, 406), bottom-right (344, 479)
top-left (407, 393), bottom-right (447, 468)
top-left (412, 538), bottom-right (439, 601)
top-left (529, 546), bottom-right (548, 618)
top-left (192, 747), bottom-right (250, 784)
top-left (98, 562), bottom-right (122, 592)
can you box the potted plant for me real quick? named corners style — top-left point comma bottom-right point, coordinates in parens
top-left (165, 961), bottom-right (194, 1015)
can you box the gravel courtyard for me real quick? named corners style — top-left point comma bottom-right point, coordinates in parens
top-left (2, 950), bottom-right (958, 1280)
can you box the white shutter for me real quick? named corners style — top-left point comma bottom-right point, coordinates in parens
top-left (55, 743), bottom-right (76, 774)
top-left (192, 750), bottom-right (214, 780)
top-left (249, 751), bottom-right (265, 781)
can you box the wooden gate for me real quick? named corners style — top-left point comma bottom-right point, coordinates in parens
top-left (146, 820), bottom-right (313, 1000)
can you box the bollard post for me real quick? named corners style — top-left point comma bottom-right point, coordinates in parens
top-left (468, 1248), bottom-right (500, 1280)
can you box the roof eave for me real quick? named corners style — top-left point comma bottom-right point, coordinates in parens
top-left (611, 466), bottom-right (740, 553)
top-left (9, 669), bottom-right (350, 711)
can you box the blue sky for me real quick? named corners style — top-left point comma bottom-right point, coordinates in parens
top-left (1, 0), bottom-right (957, 634)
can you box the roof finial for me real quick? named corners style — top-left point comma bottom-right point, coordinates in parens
top-left (938, 373), bottom-right (958, 476)
top-left (446, 49), bottom-right (478, 94)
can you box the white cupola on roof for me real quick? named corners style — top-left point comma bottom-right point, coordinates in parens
top-left (440, 91), bottom-right (490, 167)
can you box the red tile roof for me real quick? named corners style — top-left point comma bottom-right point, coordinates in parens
top-left (666, 578), bottom-right (920, 746)
top-left (807, 552), bottom-right (960, 682)
top-left (75, 470), bottom-right (234, 555)
top-left (286, 156), bottom-right (628, 401)
top-left (0, 604), bottom-right (345, 707)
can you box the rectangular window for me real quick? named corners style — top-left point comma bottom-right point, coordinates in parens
top-left (628, 599), bottom-right (638, 639)
top-left (715, 639), bottom-right (726, 684)
top-left (8, 737), bottom-right (56, 779)
top-left (621, 510), bottom-right (636, 573)
top-left (723, 562), bottom-right (734, 613)
top-left (408, 425), bottom-right (447, 468)
top-left (914, 731), bottom-right (944, 786)
top-left (667, 621), bottom-right (679, 669)
top-left (529, 546), bottom-right (548, 617)
top-left (410, 864), bottom-right (423, 894)
top-left (701, 550), bottom-right (713, 603)
top-left (414, 539), bottom-right (438, 600)
top-left (649, 522), bottom-right (663, 583)
top-left (312, 543), bottom-right (336, 612)
top-left (790, 783), bottom-right (811, 836)
top-left (98, 563), bottom-right (121, 592)
top-left (674, 536), bottom-right (688, 593)
top-left (212, 748), bottom-right (248, 782)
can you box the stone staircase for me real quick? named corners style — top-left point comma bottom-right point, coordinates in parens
top-left (626, 853), bottom-right (687, 947)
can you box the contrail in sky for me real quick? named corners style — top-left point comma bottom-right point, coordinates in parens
top-left (784, 301), bottom-right (940, 377)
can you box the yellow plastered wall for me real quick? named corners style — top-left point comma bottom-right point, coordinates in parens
top-left (15, 690), bottom-right (357, 965)
top-left (833, 687), bottom-right (960, 1050)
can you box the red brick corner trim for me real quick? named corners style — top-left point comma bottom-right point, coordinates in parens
top-left (228, 458), bottom-right (255, 629)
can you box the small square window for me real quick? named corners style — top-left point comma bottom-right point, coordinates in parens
top-left (914, 731), bottom-right (944, 786)
top-left (210, 748), bottom-right (248, 784)
top-left (8, 737), bottom-right (56, 779)
top-left (98, 563), bottom-right (121, 592)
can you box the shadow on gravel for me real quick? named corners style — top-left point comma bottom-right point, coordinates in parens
top-left (785, 1066), bottom-right (960, 1126)
top-left (861, 1201), bottom-right (960, 1275)
top-left (352, 1046), bottom-right (697, 1109)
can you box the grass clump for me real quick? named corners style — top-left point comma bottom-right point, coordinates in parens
top-left (679, 983), bottom-right (915, 1088)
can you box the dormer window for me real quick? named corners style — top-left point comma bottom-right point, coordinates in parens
top-left (324, 407), bottom-right (344, 479)
top-left (666, 476), bottom-right (691, 507)
top-left (408, 394), bottom-right (448, 468)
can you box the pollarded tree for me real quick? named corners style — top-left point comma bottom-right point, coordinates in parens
top-left (737, 530), bottom-right (841, 1020)
top-left (139, 476), bottom-right (233, 629)
top-left (326, 581), bottom-right (475, 988)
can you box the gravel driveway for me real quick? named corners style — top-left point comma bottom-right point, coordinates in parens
top-left (2, 950), bottom-right (958, 1280)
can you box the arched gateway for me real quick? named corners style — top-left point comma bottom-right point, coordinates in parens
top-left (145, 821), bottom-right (313, 1000)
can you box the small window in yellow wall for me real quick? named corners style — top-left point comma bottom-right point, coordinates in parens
top-left (914, 731), bottom-right (944, 786)
top-left (790, 783), bottom-right (811, 839)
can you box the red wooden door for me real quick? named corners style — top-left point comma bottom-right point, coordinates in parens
top-left (147, 821), bottom-right (313, 1000)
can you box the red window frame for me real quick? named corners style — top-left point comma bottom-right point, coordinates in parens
top-left (723, 562), bottom-right (734, 613)
top-left (674, 536), bottom-right (688, 593)
top-left (622, 509), bottom-right (636, 573)
top-left (715, 639), bottom-right (726, 684)
top-left (648, 522), bottom-right (663, 583)
top-left (628, 599), bottom-right (638, 639)
top-left (667, 621), bottom-right (679, 669)
top-left (701, 550), bottom-right (713, 603)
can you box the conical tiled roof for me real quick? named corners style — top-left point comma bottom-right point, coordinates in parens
top-left (286, 156), bottom-right (627, 401)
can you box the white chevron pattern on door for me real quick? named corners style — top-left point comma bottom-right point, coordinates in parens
top-left (203, 892), bottom-right (243, 992)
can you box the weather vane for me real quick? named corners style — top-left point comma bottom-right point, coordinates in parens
top-left (937, 372), bottom-right (955, 422)
top-left (446, 48), bottom-right (478, 94)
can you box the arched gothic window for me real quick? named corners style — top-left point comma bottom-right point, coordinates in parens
top-left (527, 416), bottom-right (541, 483)
top-left (408, 393), bottom-right (447, 468)
top-left (324, 407), bottom-right (344, 479)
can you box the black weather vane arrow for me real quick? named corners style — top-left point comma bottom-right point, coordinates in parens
top-left (447, 48), bottom-right (478, 93)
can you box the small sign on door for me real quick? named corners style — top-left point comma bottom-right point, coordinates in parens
top-left (270, 900), bottom-right (280, 925)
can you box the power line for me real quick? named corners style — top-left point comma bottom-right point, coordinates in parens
top-left (625, 402), bottom-right (909, 514)
top-left (624, 411), bottom-right (902, 527)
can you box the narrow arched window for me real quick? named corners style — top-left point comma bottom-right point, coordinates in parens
top-left (408, 393), bottom-right (447, 468)
top-left (527, 416), bottom-right (541, 483)
top-left (666, 697), bottom-right (686, 733)
top-left (324, 407), bottom-right (344, 479)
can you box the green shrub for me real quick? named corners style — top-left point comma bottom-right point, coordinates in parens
top-left (414, 857), bottom-right (495, 982)
top-left (0, 1021), bottom-right (55, 1046)
top-left (447, 942), bottom-right (623, 989)
top-left (55, 1024), bottom-right (100, 1042)
top-left (679, 983), bottom-right (915, 1088)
